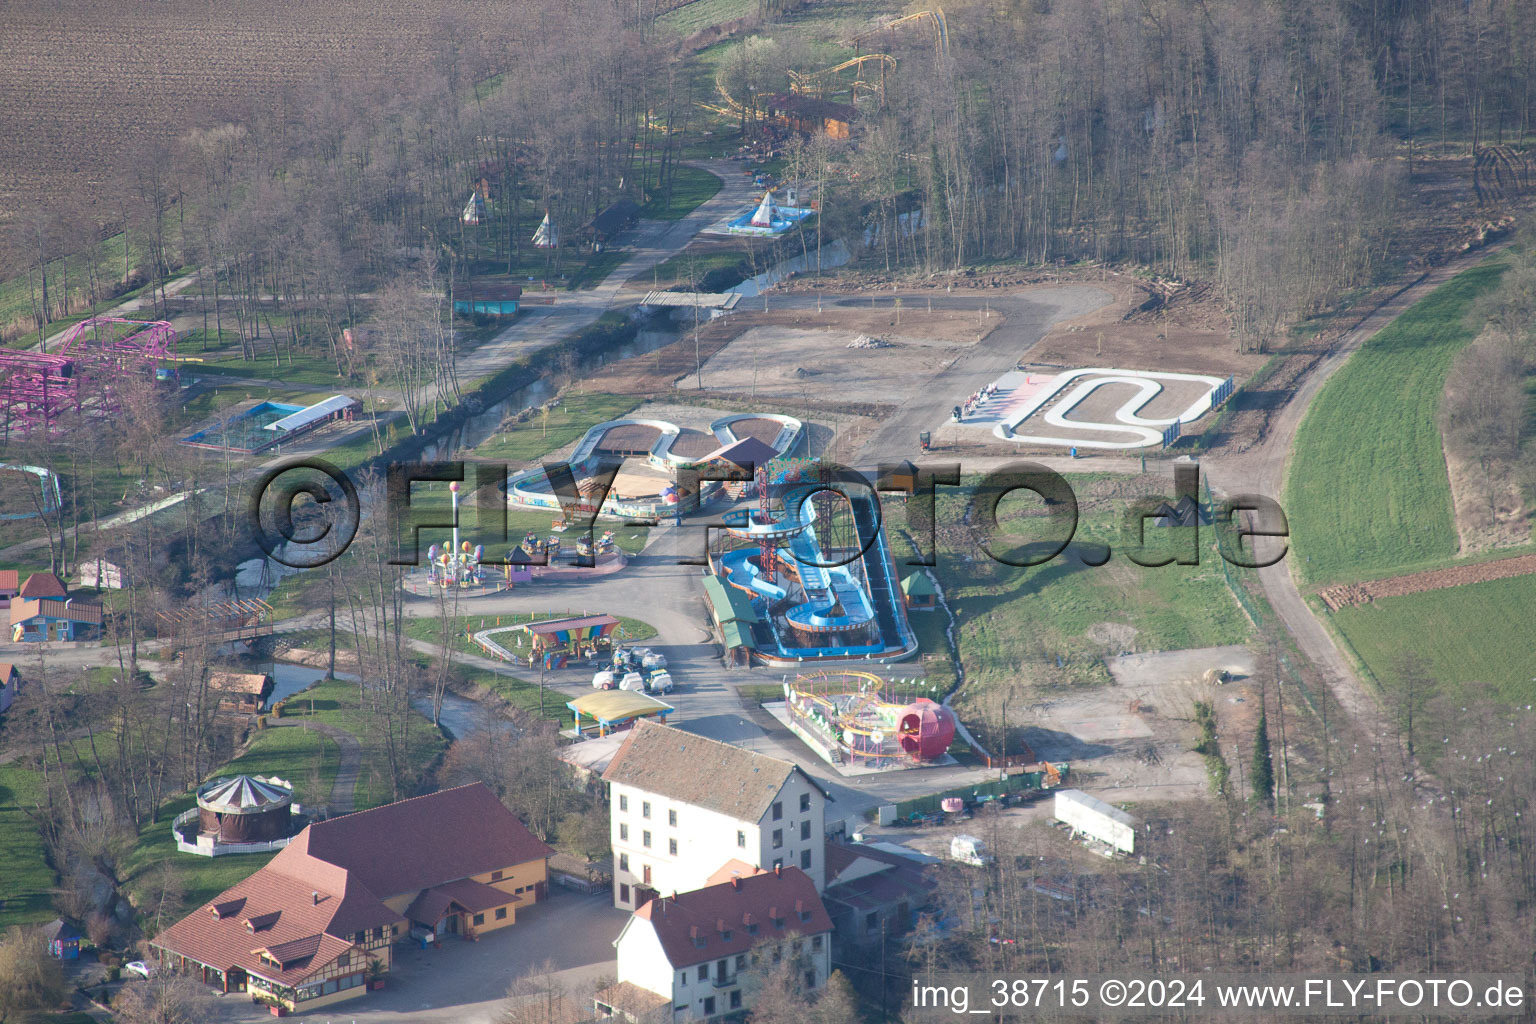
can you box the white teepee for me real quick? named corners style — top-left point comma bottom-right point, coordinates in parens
top-left (461, 191), bottom-right (487, 225)
top-left (531, 211), bottom-right (557, 248)
top-left (749, 189), bottom-right (777, 227)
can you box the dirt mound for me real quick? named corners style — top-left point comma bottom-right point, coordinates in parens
top-left (1319, 553), bottom-right (1536, 610)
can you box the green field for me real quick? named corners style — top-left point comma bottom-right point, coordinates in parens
top-left (1287, 261), bottom-right (1509, 586)
top-left (919, 477), bottom-right (1254, 691)
top-left (1330, 574), bottom-right (1536, 703)
top-left (640, 163), bottom-right (723, 221)
top-left (658, 0), bottom-right (757, 35)
top-left (472, 392), bottom-right (639, 464)
top-left (0, 762), bottom-right (56, 929)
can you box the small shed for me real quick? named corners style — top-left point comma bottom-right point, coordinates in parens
top-left (208, 671), bottom-right (273, 715)
top-left (764, 94), bottom-right (856, 139)
top-left (455, 281), bottom-right (522, 317)
top-left (10, 597), bottom-right (103, 642)
top-left (899, 572), bottom-right (938, 610)
top-left (40, 919), bottom-right (80, 959)
top-left (877, 460), bottom-right (918, 493)
top-left (586, 199), bottom-right (641, 247)
top-left (0, 570), bottom-right (18, 609)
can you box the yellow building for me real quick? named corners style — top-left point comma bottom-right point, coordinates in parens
top-left (152, 783), bottom-right (552, 1013)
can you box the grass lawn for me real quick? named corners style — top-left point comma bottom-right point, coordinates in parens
top-left (658, 0), bottom-right (757, 34)
top-left (1287, 260), bottom-right (1509, 586)
top-left (1329, 574), bottom-right (1536, 704)
top-left (641, 163), bottom-right (723, 221)
top-left (119, 724), bottom-right (341, 918)
top-left (918, 477), bottom-right (1254, 690)
top-left (646, 246), bottom-right (750, 289)
top-left (0, 762), bottom-right (57, 929)
top-left (472, 392), bottom-right (639, 464)
top-left (269, 678), bottom-right (450, 811)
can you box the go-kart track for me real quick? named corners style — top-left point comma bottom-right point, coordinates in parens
top-left (956, 367), bottom-right (1234, 449)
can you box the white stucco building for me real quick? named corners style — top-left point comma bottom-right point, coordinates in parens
top-left (602, 721), bottom-right (829, 911)
top-left (602, 865), bottom-right (833, 1022)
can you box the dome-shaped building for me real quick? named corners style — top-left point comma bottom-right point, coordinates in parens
top-left (195, 775), bottom-right (295, 843)
top-left (896, 699), bottom-right (957, 762)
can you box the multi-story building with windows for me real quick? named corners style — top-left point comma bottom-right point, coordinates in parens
top-left (602, 721), bottom-right (828, 910)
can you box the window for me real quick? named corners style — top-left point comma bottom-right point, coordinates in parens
top-left (812, 935), bottom-right (823, 952)
top-left (473, 913), bottom-right (485, 926)
top-left (730, 990), bottom-right (742, 1010)
top-left (736, 831), bottom-right (746, 848)
top-left (735, 955), bottom-right (746, 970)
top-left (373, 926), bottom-right (384, 940)
top-left (805, 971), bottom-right (817, 990)
top-left (669, 809), bottom-right (677, 826)
top-left (772, 801), bottom-right (783, 821)
top-left (800, 793), bottom-right (811, 812)
top-left (619, 823), bottom-right (629, 841)
top-left (643, 830), bottom-right (652, 848)
top-left (491, 870), bottom-right (504, 881)
top-left (698, 964), bottom-right (709, 980)
top-left (669, 838), bottom-right (678, 855)
top-left (865, 911), bottom-right (879, 932)
top-left (515, 886), bottom-right (525, 894)
top-left (495, 908), bottom-right (507, 920)
top-left (722, 930), bottom-right (732, 941)
top-left (799, 909), bottom-right (812, 922)
top-left (772, 829), bottom-right (783, 849)
top-left (642, 801), bottom-right (651, 819)
top-left (800, 821), bottom-right (811, 841)
top-left (620, 884), bottom-right (631, 903)
top-left (703, 996), bottom-right (716, 1016)
top-left (717, 958), bottom-right (728, 979)
top-left (337, 953), bottom-right (350, 968)
top-left (619, 853), bottom-right (629, 872)
top-left (800, 849), bottom-right (812, 870)
top-left (354, 930), bottom-right (366, 943)
top-left (694, 936), bottom-right (707, 950)
top-left (643, 864), bottom-right (652, 885)
top-left (747, 923), bottom-right (758, 935)
top-left (619, 795), bottom-right (628, 812)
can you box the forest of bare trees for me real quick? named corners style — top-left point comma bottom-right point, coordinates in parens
top-left (3, 0), bottom-right (1533, 356)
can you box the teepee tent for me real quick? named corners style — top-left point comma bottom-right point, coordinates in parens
top-left (532, 211), bottom-right (557, 248)
top-left (461, 191), bottom-right (487, 225)
top-left (749, 189), bottom-right (777, 228)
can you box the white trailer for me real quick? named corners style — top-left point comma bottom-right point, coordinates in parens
top-left (1054, 789), bottom-right (1138, 854)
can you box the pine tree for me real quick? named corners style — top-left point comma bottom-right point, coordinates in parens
top-left (1250, 708), bottom-right (1275, 809)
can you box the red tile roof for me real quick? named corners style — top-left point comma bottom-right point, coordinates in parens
top-left (634, 866), bottom-right (831, 969)
top-left (0, 571), bottom-right (18, 592)
top-left (151, 854), bottom-right (397, 987)
top-left (17, 573), bottom-right (65, 599)
top-left (0, 663), bottom-right (16, 683)
top-left (152, 783), bottom-right (551, 986)
top-left (293, 783), bottom-right (552, 899)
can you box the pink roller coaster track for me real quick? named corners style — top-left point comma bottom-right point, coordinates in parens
top-left (0, 318), bottom-right (178, 436)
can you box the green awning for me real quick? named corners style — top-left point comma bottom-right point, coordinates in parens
top-left (721, 621), bottom-right (757, 650)
top-left (702, 575), bottom-right (760, 624)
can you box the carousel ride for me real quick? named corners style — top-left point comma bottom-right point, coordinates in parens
top-left (782, 669), bottom-right (956, 769)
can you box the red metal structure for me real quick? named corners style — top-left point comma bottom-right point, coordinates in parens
top-left (0, 318), bottom-right (178, 436)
